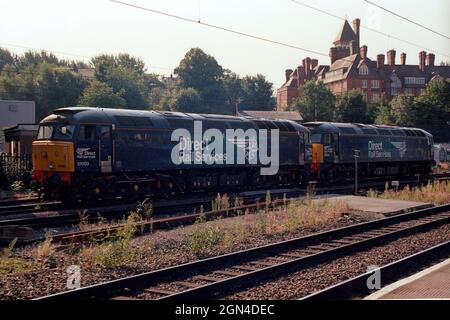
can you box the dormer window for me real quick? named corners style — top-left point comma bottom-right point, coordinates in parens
top-left (359, 65), bottom-right (369, 75)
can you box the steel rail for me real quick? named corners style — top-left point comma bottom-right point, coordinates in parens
top-left (0, 201), bottom-right (61, 217)
top-left (301, 240), bottom-right (450, 300)
top-left (34, 203), bottom-right (450, 300)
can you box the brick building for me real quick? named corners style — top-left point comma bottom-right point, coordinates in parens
top-left (277, 18), bottom-right (450, 110)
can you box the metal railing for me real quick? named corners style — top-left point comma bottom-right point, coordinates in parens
top-left (0, 153), bottom-right (32, 183)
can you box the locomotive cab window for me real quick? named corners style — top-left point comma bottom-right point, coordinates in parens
top-left (78, 125), bottom-right (96, 141)
top-left (311, 133), bottom-right (322, 143)
top-left (37, 124), bottom-right (54, 140)
top-left (324, 133), bottom-right (332, 144)
top-left (99, 126), bottom-right (111, 140)
top-left (53, 124), bottom-right (76, 140)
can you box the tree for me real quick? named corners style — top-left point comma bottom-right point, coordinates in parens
top-left (0, 64), bottom-right (37, 102)
top-left (0, 48), bottom-right (14, 72)
top-left (334, 90), bottom-right (368, 123)
top-left (0, 62), bottom-right (88, 120)
top-left (388, 79), bottom-right (450, 127)
top-left (172, 88), bottom-right (202, 113)
top-left (79, 80), bottom-right (126, 108)
top-left (15, 50), bottom-right (70, 69)
top-left (175, 48), bottom-right (223, 91)
top-left (414, 78), bottom-right (450, 126)
top-left (240, 74), bottom-right (275, 111)
top-left (367, 94), bottom-right (394, 124)
top-left (222, 71), bottom-right (244, 107)
top-left (291, 81), bottom-right (335, 122)
top-left (92, 53), bottom-right (147, 79)
top-left (374, 104), bottom-right (395, 125)
top-left (35, 63), bottom-right (88, 119)
top-left (91, 53), bottom-right (151, 108)
top-left (390, 94), bottom-right (420, 126)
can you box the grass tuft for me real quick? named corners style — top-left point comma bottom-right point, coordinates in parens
top-left (368, 181), bottom-right (450, 205)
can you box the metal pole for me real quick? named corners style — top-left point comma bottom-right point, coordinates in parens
top-left (354, 150), bottom-right (360, 195)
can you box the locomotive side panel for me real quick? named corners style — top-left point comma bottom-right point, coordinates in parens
top-left (339, 135), bottom-right (431, 163)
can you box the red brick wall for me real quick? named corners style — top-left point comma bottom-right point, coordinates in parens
top-left (277, 87), bottom-right (299, 111)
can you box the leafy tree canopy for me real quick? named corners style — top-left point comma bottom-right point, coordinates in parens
top-left (175, 48), bottom-right (223, 91)
top-left (79, 80), bottom-right (126, 108)
top-left (334, 90), bottom-right (368, 123)
top-left (291, 81), bottom-right (335, 122)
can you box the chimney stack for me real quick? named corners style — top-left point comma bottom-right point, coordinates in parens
top-left (360, 45), bottom-right (368, 60)
top-left (285, 69), bottom-right (293, 82)
top-left (297, 65), bottom-right (306, 82)
top-left (311, 59), bottom-right (318, 70)
top-left (305, 57), bottom-right (311, 79)
top-left (352, 19), bottom-right (360, 48)
top-left (426, 53), bottom-right (435, 66)
top-left (419, 51), bottom-right (426, 72)
top-left (387, 50), bottom-right (396, 66)
top-left (400, 52), bottom-right (406, 65)
top-left (330, 47), bottom-right (338, 64)
top-left (377, 54), bottom-right (385, 70)
top-left (350, 40), bottom-right (358, 55)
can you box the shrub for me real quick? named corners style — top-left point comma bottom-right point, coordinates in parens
top-left (185, 219), bottom-right (223, 255)
top-left (369, 181), bottom-right (450, 205)
top-left (81, 212), bottom-right (141, 269)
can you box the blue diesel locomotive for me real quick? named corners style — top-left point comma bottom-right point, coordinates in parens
top-left (32, 107), bottom-right (312, 200)
top-left (303, 122), bottom-right (434, 182)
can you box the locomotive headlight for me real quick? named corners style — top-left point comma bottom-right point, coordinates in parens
top-left (48, 163), bottom-right (54, 169)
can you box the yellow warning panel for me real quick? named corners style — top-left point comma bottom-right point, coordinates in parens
top-left (32, 141), bottom-right (75, 172)
top-left (312, 144), bottom-right (324, 164)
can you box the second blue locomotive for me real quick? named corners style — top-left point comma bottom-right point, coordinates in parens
top-left (304, 122), bottom-right (434, 182)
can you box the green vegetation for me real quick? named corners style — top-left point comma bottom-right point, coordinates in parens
top-left (185, 217), bottom-right (223, 255)
top-left (291, 78), bottom-right (449, 125)
top-left (368, 181), bottom-right (450, 205)
top-left (290, 80), bottom-right (335, 122)
top-left (0, 238), bottom-right (32, 276)
top-left (80, 212), bottom-right (142, 269)
top-left (183, 197), bottom-right (349, 256)
top-left (0, 47), bottom-right (275, 118)
top-left (334, 89), bottom-right (369, 123)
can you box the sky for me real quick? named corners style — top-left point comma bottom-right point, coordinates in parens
top-left (1, 0), bottom-right (449, 88)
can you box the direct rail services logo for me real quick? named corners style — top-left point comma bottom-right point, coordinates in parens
top-left (171, 121), bottom-right (280, 175)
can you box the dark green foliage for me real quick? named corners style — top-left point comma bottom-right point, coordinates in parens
top-left (79, 80), bottom-right (126, 108)
top-left (334, 90), bottom-right (369, 123)
top-left (291, 81), bottom-right (335, 121)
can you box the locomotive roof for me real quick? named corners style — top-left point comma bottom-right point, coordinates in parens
top-left (304, 122), bottom-right (432, 137)
top-left (42, 107), bottom-right (309, 132)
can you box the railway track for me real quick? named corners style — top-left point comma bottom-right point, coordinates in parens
top-left (301, 240), bottom-right (450, 300)
top-left (1, 174), bottom-right (448, 242)
top-left (0, 189), bottom-right (305, 243)
top-left (0, 196), bottom-right (38, 206)
top-left (0, 201), bottom-right (61, 217)
top-left (50, 198), bottom-right (297, 244)
top-left (34, 203), bottom-right (450, 300)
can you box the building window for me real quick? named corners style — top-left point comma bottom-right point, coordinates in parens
top-left (404, 77), bottom-right (425, 85)
top-left (390, 74), bottom-right (401, 97)
top-left (361, 80), bottom-right (367, 88)
top-left (359, 65), bottom-right (369, 75)
top-left (371, 80), bottom-right (380, 89)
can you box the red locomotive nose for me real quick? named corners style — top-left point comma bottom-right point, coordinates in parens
top-left (32, 170), bottom-right (45, 183)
